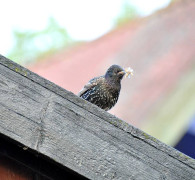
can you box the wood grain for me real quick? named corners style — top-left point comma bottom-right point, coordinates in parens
top-left (0, 55), bottom-right (194, 180)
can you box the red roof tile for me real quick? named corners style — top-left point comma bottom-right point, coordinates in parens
top-left (29, 23), bottom-right (138, 93)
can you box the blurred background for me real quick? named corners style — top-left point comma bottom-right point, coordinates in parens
top-left (1, 0), bottom-right (194, 158)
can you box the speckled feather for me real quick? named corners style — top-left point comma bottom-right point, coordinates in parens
top-left (78, 65), bottom-right (125, 111)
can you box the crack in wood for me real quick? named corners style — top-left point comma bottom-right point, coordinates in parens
top-left (35, 96), bottom-right (52, 151)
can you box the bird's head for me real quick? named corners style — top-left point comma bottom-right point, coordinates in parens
top-left (105, 65), bottom-right (126, 82)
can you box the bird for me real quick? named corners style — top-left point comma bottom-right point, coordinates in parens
top-left (78, 65), bottom-right (133, 111)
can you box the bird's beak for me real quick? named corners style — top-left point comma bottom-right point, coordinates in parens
top-left (118, 70), bottom-right (126, 75)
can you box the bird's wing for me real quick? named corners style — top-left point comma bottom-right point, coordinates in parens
top-left (78, 76), bottom-right (104, 97)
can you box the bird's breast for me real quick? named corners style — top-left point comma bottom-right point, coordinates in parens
top-left (80, 80), bottom-right (120, 111)
top-left (97, 84), bottom-right (120, 110)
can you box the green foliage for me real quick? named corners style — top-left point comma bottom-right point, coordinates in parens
top-left (8, 17), bottom-right (72, 64)
top-left (114, 0), bottom-right (138, 27)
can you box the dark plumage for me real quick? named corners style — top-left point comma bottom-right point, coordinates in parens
top-left (78, 65), bottom-right (126, 111)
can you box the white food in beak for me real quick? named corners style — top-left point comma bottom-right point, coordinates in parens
top-left (125, 67), bottom-right (134, 78)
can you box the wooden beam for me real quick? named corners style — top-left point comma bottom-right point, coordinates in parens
top-left (0, 134), bottom-right (87, 179)
top-left (0, 55), bottom-right (194, 179)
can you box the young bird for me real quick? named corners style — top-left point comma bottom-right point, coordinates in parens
top-left (78, 65), bottom-right (127, 111)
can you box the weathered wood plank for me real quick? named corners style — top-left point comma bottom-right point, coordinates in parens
top-left (0, 54), bottom-right (194, 180)
top-left (0, 134), bottom-right (87, 180)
